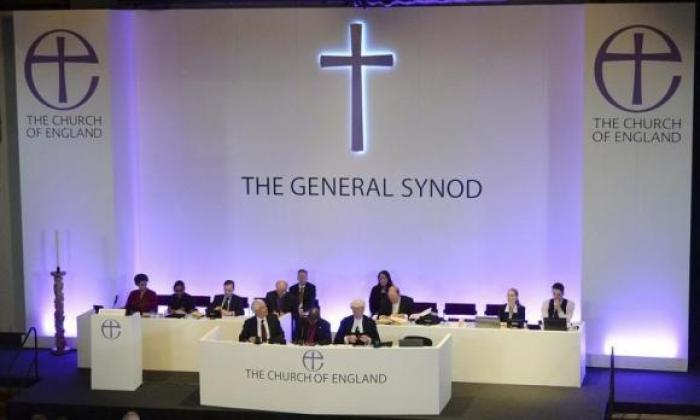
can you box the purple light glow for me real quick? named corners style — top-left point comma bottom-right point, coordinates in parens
top-left (21, 6), bottom-right (689, 374)
top-left (109, 10), bottom-right (139, 298)
top-left (102, 9), bottom-right (582, 332)
top-left (604, 335), bottom-right (679, 359)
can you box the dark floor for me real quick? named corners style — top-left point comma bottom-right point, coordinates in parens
top-left (2, 348), bottom-right (700, 420)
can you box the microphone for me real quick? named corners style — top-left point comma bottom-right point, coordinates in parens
top-left (353, 326), bottom-right (364, 346)
top-left (254, 336), bottom-right (262, 345)
top-left (112, 295), bottom-right (119, 308)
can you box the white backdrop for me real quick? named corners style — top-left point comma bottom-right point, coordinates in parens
top-left (128, 6), bottom-right (582, 327)
top-left (583, 4), bottom-right (695, 370)
top-left (13, 12), bottom-right (119, 338)
top-left (12, 4), bottom-right (694, 371)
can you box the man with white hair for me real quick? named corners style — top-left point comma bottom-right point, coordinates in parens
top-left (122, 411), bottom-right (140, 420)
top-left (265, 280), bottom-right (298, 316)
top-left (238, 299), bottom-right (285, 344)
top-left (333, 299), bottom-right (380, 345)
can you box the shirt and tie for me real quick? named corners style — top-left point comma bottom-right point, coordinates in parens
top-left (277, 294), bottom-right (284, 313)
top-left (352, 317), bottom-right (364, 333)
top-left (256, 316), bottom-right (268, 342)
top-left (222, 295), bottom-right (232, 311)
top-left (344, 317), bottom-right (364, 344)
top-left (304, 322), bottom-right (317, 345)
top-left (298, 286), bottom-right (305, 309)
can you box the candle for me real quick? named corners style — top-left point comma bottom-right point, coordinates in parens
top-left (55, 230), bottom-right (60, 269)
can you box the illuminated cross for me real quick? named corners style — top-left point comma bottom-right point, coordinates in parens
top-left (320, 23), bottom-right (394, 153)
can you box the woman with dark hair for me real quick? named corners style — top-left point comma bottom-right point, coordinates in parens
top-left (167, 280), bottom-right (195, 315)
top-left (125, 273), bottom-right (158, 315)
top-left (368, 270), bottom-right (393, 316)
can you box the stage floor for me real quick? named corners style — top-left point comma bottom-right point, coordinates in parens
top-left (3, 349), bottom-right (700, 419)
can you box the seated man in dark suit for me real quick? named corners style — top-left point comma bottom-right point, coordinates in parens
top-left (239, 299), bottom-right (285, 344)
top-left (265, 280), bottom-right (297, 316)
top-left (333, 299), bottom-right (380, 345)
top-left (209, 280), bottom-right (246, 316)
top-left (289, 269), bottom-right (317, 315)
top-left (378, 286), bottom-right (414, 317)
top-left (498, 287), bottom-right (526, 322)
top-left (294, 307), bottom-right (331, 346)
top-left (167, 280), bottom-right (195, 315)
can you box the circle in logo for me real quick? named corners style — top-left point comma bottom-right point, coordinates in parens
top-left (24, 29), bottom-right (100, 111)
top-left (302, 349), bottom-right (324, 372)
top-left (594, 24), bottom-right (682, 113)
top-left (100, 319), bottom-right (121, 340)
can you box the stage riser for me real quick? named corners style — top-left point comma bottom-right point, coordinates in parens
top-left (614, 402), bottom-right (700, 416)
top-left (0, 334), bottom-right (23, 348)
top-left (7, 403), bottom-right (362, 420)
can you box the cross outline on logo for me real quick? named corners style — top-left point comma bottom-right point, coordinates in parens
top-left (100, 319), bottom-right (121, 340)
top-left (302, 349), bottom-right (324, 372)
top-left (24, 29), bottom-right (100, 111)
top-left (594, 24), bottom-right (682, 113)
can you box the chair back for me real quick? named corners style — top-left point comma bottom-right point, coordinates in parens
top-left (192, 296), bottom-right (211, 308)
top-left (484, 304), bottom-right (502, 316)
top-left (443, 303), bottom-right (477, 316)
top-left (413, 301), bottom-right (438, 313)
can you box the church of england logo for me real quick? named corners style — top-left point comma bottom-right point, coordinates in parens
top-left (302, 349), bottom-right (324, 372)
top-left (100, 319), bottom-right (121, 340)
top-left (594, 25), bottom-right (682, 113)
top-left (24, 29), bottom-right (100, 111)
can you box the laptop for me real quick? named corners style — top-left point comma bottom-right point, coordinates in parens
top-left (475, 316), bottom-right (501, 328)
top-left (543, 318), bottom-right (568, 331)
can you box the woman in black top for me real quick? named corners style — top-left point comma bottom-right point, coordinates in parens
top-left (498, 287), bottom-right (526, 322)
top-left (369, 270), bottom-right (393, 315)
top-left (167, 280), bottom-right (195, 315)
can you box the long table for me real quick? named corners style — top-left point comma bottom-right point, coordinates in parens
top-left (377, 322), bottom-right (586, 387)
top-left (77, 310), bottom-right (291, 371)
top-left (77, 309), bottom-right (585, 387)
top-left (199, 327), bottom-right (452, 415)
